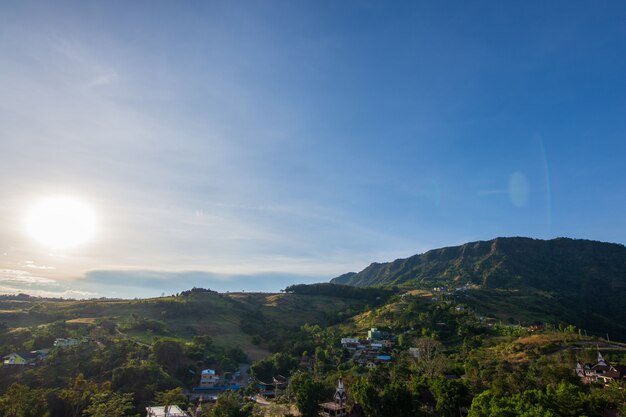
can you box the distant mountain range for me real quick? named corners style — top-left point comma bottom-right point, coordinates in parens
top-left (331, 237), bottom-right (626, 340)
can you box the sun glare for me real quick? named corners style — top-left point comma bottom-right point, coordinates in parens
top-left (25, 196), bottom-right (97, 250)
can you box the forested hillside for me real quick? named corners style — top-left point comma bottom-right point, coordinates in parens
top-left (331, 237), bottom-right (626, 341)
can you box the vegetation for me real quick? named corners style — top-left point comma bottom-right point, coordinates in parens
top-left (283, 283), bottom-right (396, 305)
top-left (331, 237), bottom-right (626, 340)
top-left (1, 236), bottom-right (626, 417)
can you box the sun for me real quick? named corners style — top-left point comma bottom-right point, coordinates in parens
top-left (25, 196), bottom-right (97, 250)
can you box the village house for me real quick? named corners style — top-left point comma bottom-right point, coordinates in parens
top-left (199, 369), bottom-right (221, 388)
top-left (383, 339), bottom-right (395, 349)
top-left (576, 352), bottom-right (626, 385)
top-left (320, 378), bottom-right (348, 417)
top-left (53, 337), bottom-right (81, 347)
top-left (369, 343), bottom-right (383, 351)
top-left (2, 350), bottom-right (46, 366)
top-left (367, 328), bottom-right (389, 342)
top-left (319, 378), bottom-right (365, 417)
top-left (527, 324), bottom-right (544, 332)
top-left (340, 338), bottom-right (364, 350)
top-left (146, 405), bottom-right (188, 417)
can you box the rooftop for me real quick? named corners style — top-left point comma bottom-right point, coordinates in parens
top-left (320, 402), bottom-right (347, 411)
top-left (146, 405), bottom-right (187, 417)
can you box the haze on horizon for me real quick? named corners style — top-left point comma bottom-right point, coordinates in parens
top-left (1, 1), bottom-right (625, 299)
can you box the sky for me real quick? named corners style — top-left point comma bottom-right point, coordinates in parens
top-left (1, 1), bottom-right (626, 298)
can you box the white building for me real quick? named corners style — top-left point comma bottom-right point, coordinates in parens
top-left (54, 338), bottom-right (81, 347)
top-left (576, 352), bottom-right (626, 385)
top-left (340, 338), bottom-right (363, 350)
top-left (146, 405), bottom-right (187, 417)
top-left (200, 369), bottom-right (220, 388)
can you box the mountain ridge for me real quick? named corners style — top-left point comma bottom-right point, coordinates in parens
top-left (331, 236), bottom-right (626, 288)
top-left (330, 237), bottom-right (626, 339)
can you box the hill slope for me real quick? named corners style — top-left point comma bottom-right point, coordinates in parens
top-left (0, 290), bottom-right (370, 361)
top-left (331, 237), bottom-right (626, 340)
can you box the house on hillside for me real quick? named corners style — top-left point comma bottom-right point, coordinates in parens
top-left (576, 352), bottom-right (626, 385)
top-left (320, 378), bottom-right (348, 417)
top-left (199, 369), bottom-right (221, 388)
top-left (319, 378), bottom-right (365, 417)
top-left (146, 405), bottom-right (188, 417)
top-left (341, 338), bottom-right (364, 350)
top-left (2, 351), bottom-right (46, 366)
top-left (54, 338), bottom-right (81, 347)
top-left (376, 355), bottom-right (392, 363)
top-left (367, 328), bottom-right (389, 341)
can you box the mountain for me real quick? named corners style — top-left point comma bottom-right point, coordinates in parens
top-left (331, 237), bottom-right (626, 340)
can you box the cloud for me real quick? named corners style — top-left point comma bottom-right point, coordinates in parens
top-left (0, 284), bottom-right (94, 299)
top-left (22, 261), bottom-right (56, 270)
top-left (76, 269), bottom-right (325, 298)
top-left (86, 71), bottom-right (117, 87)
top-left (0, 269), bottom-right (57, 284)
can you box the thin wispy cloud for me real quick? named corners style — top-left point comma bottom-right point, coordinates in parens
top-left (0, 269), bottom-right (57, 285)
top-left (86, 71), bottom-right (118, 87)
top-left (22, 261), bottom-right (56, 270)
top-left (0, 284), bottom-right (94, 299)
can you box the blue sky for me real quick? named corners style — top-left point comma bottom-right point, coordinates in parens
top-left (1, 1), bottom-right (625, 298)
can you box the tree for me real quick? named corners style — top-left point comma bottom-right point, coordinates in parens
top-left (152, 339), bottom-right (184, 374)
top-left (544, 381), bottom-right (596, 417)
top-left (467, 383), bottom-right (598, 417)
top-left (210, 391), bottom-right (248, 417)
top-left (379, 381), bottom-right (415, 417)
top-left (154, 387), bottom-right (188, 410)
top-left (412, 338), bottom-right (445, 377)
top-left (83, 391), bottom-right (135, 417)
top-left (291, 372), bottom-right (325, 417)
top-left (0, 383), bottom-right (50, 417)
top-left (352, 377), bottom-right (381, 417)
top-left (468, 389), bottom-right (555, 417)
top-left (430, 377), bottom-right (468, 416)
top-left (600, 380), bottom-right (626, 412)
top-left (60, 373), bottom-right (99, 417)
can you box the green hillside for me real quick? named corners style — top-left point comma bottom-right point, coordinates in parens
top-left (0, 288), bottom-right (370, 361)
top-left (331, 237), bottom-right (626, 341)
